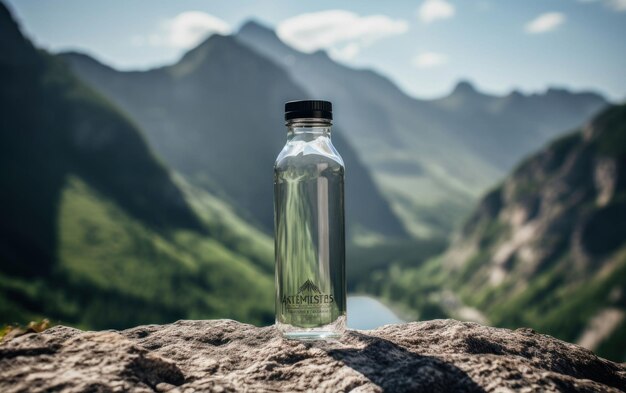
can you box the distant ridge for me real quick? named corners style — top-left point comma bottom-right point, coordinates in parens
top-left (236, 20), bottom-right (608, 237)
top-left (61, 33), bottom-right (409, 241)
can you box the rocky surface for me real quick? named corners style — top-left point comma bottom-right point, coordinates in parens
top-left (1, 319), bottom-right (625, 392)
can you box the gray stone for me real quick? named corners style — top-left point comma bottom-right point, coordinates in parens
top-left (1, 319), bottom-right (624, 392)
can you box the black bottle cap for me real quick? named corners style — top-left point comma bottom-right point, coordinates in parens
top-left (285, 100), bottom-right (332, 121)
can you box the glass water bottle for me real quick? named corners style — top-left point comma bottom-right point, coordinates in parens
top-left (274, 100), bottom-right (346, 340)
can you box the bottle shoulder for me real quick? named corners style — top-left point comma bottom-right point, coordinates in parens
top-left (274, 138), bottom-right (344, 171)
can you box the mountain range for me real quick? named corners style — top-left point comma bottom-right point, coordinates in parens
top-left (356, 104), bottom-right (626, 361)
top-left (60, 37), bottom-right (407, 243)
top-left (237, 21), bottom-right (608, 237)
top-left (0, 3), bottom-right (274, 329)
top-left (61, 21), bottom-right (607, 240)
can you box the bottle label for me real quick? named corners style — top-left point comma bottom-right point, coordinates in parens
top-left (281, 279), bottom-right (334, 318)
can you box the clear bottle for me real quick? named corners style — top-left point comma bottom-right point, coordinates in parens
top-left (274, 100), bottom-right (346, 340)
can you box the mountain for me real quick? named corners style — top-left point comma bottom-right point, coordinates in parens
top-left (236, 21), bottom-right (608, 237)
top-left (359, 104), bottom-right (626, 361)
top-left (60, 37), bottom-right (408, 243)
top-left (443, 103), bottom-right (626, 361)
top-left (430, 82), bottom-right (608, 169)
top-left (0, 3), bottom-right (274, 329)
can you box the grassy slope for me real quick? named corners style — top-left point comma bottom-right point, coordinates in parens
top-left (356, 243), bottom-right (626, 361)
top-left (0, 176), bottom-right (274, 329)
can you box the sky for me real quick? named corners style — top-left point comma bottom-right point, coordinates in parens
top-left (5, 0), bottom-right (626, 101)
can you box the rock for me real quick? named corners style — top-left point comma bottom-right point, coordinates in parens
top-left (1, 320), bottom-right (624, 392)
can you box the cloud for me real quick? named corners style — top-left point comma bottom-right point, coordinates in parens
top-left (412, 52), bottom-right (448, 68)
top-left (276, 10), bottom-right (408, 60)
top-left (606, 0), bottom-right (626, 10)
top-left (524, 12), bottom-right (565, 34)
top-left (329, 43), bottom-right (361, 61)
top-left (417, 0), bottom-right (456, 24)
top-left (578, 0), bottom-right (626, 11)
top-left (132, 11), bottom-right (231, 49)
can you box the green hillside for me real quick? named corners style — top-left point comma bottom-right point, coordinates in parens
top-left (449, 104), bottom-right (626, 361)
top-left (1, 176), bottom-right (273, 329)
top-left (0, 3), bottom-right (273, 329)
top-left (355, 104), bottom-right (626, 362)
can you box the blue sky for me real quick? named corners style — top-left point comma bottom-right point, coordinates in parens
top-left (5, 0), bottom-right (626, 100)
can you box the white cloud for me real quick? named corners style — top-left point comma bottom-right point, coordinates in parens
top-left (606, 0), bottom-right (626, 10)
top-left (132, 11), bottom-right (231, 49)
top-left (329, 43), bottom-right (361, 61)
top-left (276, 10), bottom-right (408, 60)
top-left (524, 12), bottom-right (565, 34)
top-left (417, 0), bottom-right (456, 24)
top-left (412, 52), bottom-right (448, 68)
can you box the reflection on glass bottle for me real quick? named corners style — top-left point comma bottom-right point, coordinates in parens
top-left (274, 100), bottom-right (346, 340)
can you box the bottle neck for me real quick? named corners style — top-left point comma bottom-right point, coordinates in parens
top-left (286, 118), bottom-right (332, 141)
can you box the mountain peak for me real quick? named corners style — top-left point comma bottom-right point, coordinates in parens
top-left (0, 1), bottom-right (38, 65)
top-left (192, 32), bottom-right (231, 50)
top-left (545, 86), bottom-right (572, 97)
top-left (59, 51), bottom-right (115, 72)
top-left (174, 33), bottom-right (238, 72)
top-left (236, 19), bottom-right (298, 65)
top-left (238, 19), bottom-right (274, 36)
top-left (451, 80), bottom-right (478, 95)
top-left (0, 1), bottom-right (17, 33)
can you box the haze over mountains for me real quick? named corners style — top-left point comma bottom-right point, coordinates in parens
top-left (237, 21), bottom-right (608, 237)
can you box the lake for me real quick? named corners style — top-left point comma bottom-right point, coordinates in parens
top-left (347, 295), bottom-right (405, 330)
